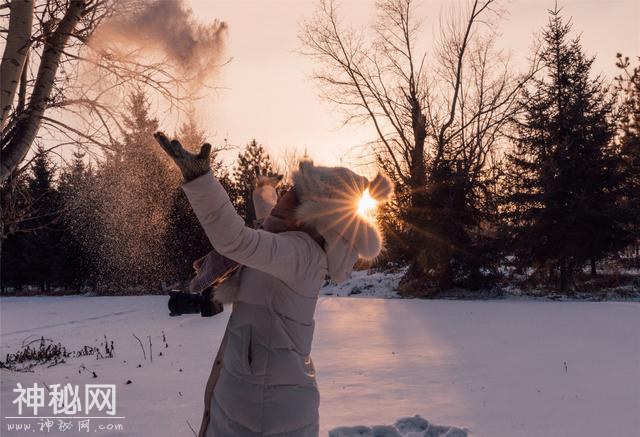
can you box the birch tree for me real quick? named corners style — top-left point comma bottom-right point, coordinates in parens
top-left (1, 0), bottom-right (220, 182)
top-left (1, 0), bottom-right (225, 244)
top-left (1, 0), bottom-right (87, 181)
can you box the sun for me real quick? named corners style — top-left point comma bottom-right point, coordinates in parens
top-left (357, 188), bottom-right (378, 220)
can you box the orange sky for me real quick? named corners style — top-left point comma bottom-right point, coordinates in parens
top-left (173, 0), bottom-right (639, 171)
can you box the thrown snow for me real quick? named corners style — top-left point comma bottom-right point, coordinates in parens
top-left (1, 296), bottom-right (639, 436)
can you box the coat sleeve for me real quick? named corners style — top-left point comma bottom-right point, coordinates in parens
top-left (182, 171), bottom-right (321, 286)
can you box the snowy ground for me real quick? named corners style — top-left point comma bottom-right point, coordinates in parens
top-left (1, 295), bottom-right (638, 436)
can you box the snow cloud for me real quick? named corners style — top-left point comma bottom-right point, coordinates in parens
top-left (90, 0), bottom-right (227, 86)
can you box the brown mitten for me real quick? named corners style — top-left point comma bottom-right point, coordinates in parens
top-left (153, 131), bottom-right (212, 182)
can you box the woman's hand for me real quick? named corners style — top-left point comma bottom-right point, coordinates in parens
top-left (153, 131), bottom-right (212, 182)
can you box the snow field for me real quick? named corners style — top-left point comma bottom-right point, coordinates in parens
top-left (1, 295), bottom-right (638, 436)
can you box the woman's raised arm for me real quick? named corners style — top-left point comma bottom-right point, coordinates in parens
top-left (153, 132), bottom-right (325, 286)
top-left (182, 171), bottom-right (324, 285)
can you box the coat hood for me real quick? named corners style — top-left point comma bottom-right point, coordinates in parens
top-left (292, 159), bottom-right (393, 282)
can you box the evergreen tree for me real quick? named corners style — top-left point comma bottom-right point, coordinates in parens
top-left (166, 118), bottom-right (234, 283)
top-left (57, 151), bottom-right (96, 289)
top-left (86, 92), bottom-right (178, 291)
top-left (23, 146), bottom-right (62, 291)
top-left (421, 160), bottom-right (500, 291)
top-left (615, 54), bottom-right (640, 249)
top-left (0, 171), bottom-right (31, 291)
top-left (503, 8), bottom-right (630, 291)
top-left (231, 140), bottom-right (274, 224)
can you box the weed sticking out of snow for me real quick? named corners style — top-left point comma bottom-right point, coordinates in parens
top-left (0, 335), bottom-right (115, 372)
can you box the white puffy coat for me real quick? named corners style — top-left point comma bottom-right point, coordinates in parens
top-left (183, 172), bottom-right (331, 436)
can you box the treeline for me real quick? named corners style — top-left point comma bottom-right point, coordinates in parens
top-left (376, 11), bottom-right (639, 294)
top-left (1, 9), bottom-right (639, 296)
top-left (1, 93), bottom-right (277, 293)
top-left (298, 3), bottom-right (639, 295)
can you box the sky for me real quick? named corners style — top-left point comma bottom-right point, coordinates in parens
top-left (171, 0), bottom-right (639, 170)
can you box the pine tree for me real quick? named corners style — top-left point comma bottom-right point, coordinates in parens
top-left (503, 8), bottom-right (630, 291)
top-left (57, 151), bottom-right (97, 289)
top-left (231, 140), bottom-right (274, 224)
top-left (615, 54), bottom-right (640, 251)
top-left (0, 171), bottom-right (31, 291)
top-left (23, 146), bottom-right (62, 291)
top-left (87, 92), bottom-right (179, 291)
top-left (166, 118), bottom-right (234, 283)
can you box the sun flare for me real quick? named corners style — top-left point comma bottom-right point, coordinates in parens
top-left (357, 188), bottom-right (378, 220)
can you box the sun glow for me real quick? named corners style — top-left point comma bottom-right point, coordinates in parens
top-left (357, 188), bottom-right (378, 220)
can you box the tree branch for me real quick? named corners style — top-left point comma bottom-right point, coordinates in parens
top-left (1, 0), bottom-right (86, 181)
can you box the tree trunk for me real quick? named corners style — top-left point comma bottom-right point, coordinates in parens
top-left (0, 0), bottom-right (33, 128)
top-left (590, 258), bottom-right (597, 276)
top-left (404, 113), bottom-right (428, 287)
top-left (1, 0), bottom-right (85, 181)
top-left (559, 257), bottom-right (568, 293)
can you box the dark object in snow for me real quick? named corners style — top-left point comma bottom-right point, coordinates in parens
top-left (79, 364), bottom-right (98, 378)
top-left (167, 287), bottom-right (223, 317)
top-left (125, 380), bottom-right (132, 384)
top-left (349, 287), bottom-right (362, 295)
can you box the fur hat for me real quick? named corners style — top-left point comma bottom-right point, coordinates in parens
top-left (292, 159), bottom-right (394, 281)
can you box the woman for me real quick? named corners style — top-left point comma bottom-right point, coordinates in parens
top-left (153, 132), bottom-right (393, 436)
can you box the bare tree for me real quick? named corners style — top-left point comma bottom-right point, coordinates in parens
top-left (301, 0), bottom-right (537, 291)
top-left (2, 0), bottom-right (87, 180)
top-left (1, 0), bottom-right (225, 182)
top-left (1, 0), bottom-right (227, 245)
